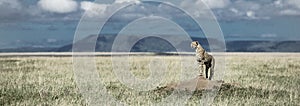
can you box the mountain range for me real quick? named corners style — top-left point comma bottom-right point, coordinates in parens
top-left (1, 35), bottom-right (300, 52)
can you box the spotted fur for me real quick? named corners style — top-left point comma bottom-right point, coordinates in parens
top-left (191, 41), bottom-right (215, 80)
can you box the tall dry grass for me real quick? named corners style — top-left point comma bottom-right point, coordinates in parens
top-left (0, 54), bottom-right (299, 105)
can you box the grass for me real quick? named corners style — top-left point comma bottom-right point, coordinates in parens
top-left (0, 53), bottom-right (299, 105)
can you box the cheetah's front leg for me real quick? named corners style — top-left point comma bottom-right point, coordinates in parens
top-left (198, 61), bottom-right (205, 76)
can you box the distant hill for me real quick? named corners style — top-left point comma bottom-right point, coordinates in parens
top-left (226, 40), bottom-right (300, 52)
top-left (0, 47), bottom-right (56, 53)
top-left (55, 34), bottom-right (217, 52)
top-left (1, 34), bottom-right (300, 52)
top-left (56, 34), bottom-right (300, 52)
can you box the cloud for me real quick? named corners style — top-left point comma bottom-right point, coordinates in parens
top-left (1, 0), bottom-right (300, 23)
top-left (0, 0), bottom-right (22, 9)
top-left (246, 11), bottom-right (256, 19)
top-left (261, 34), bottom-right (277, 38)
top-left (180, 0), bottom-right (216, 18)
top-left (0, 0), bottom-right (28, 22)
top-left (274, 0), bottom-right (283, 7)
top-left (80, 0), bottom-right (143, 18)
top-left (286, 0), bottom-right (300, 9)
top-left (38, 0), bottom-right (78, 14)
top-left (114, 0), bottom-right (140, 4)
top-left (207, 0), bottom-right (280, 20)
top-left (233, 1), bottom-right (261, 11)
top-left (80, 1), bottom-right (108, 17)
top-left (280, 9), bottom-right (300, 16)
top-left (202, 0), bottom-right (230, 9)
top-left (179, 0), bottom-right (271, 20)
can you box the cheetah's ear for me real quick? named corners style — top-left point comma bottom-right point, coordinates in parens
top-left (195, 41), bottom-right (199, 45)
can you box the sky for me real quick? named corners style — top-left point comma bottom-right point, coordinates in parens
top-left (0, 0), bottom-right (300, 48)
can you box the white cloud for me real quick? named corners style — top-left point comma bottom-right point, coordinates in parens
top-left (0, 0), bottom-right (25, 22)
top-left (269, 0), bottom-right (300, 16)
top-left (0, 0), bottom-right (22, 9)
top-left (180, 0), bottom-right (233, 19)
top-left (280, 9), bottom-right (300, 15)
top-left (114, 0), bottom-right (140, 4)
top-left (38, 0), bottom-right (78, 14)
top-left (274, 0), bottom-right (283, 7)
top-left (246, 11), bottom-right (256, 19)
top-left (286, 0), bottom-right (300, 9)
top-left (80, 1), bottom-right (108, 17)
top-left (180, 0), bottom-right (227, 18)
top-left (261, 34), bottom-right (277, 38)
top-left (79, 0), bottom-right (143, 18)
top-left (229, 8), bottom-right (239, 14)
top-left (219, 1), bottom-right (276, 20)
top-left (2, 0), bottom-right (300, 23)
top-left (233, 1), bottom-right (261, 11)
top-left (202, 0), bottom-right (230, 9)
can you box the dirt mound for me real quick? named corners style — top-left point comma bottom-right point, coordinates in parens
top-left (163, 76), bottom-right (224, 91)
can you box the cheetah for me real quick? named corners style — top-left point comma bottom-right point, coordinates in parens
top-left (191, 41), bottom-right (215, 80)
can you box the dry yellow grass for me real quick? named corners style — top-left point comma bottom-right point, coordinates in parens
top-left (0, 53), bottom-right (299, 105)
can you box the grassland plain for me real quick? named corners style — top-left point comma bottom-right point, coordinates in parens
top-left (0, 53), bottom-right (299, 105)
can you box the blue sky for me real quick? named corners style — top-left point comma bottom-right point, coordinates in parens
top-left (0, 0), bottom-right (300, 48)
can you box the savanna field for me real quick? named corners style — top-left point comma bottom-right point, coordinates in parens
top-left (0, 53), bottom-right (299, 105)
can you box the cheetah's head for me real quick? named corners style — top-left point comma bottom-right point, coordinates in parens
top-left (191, 41), bottom-right (199, 49)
